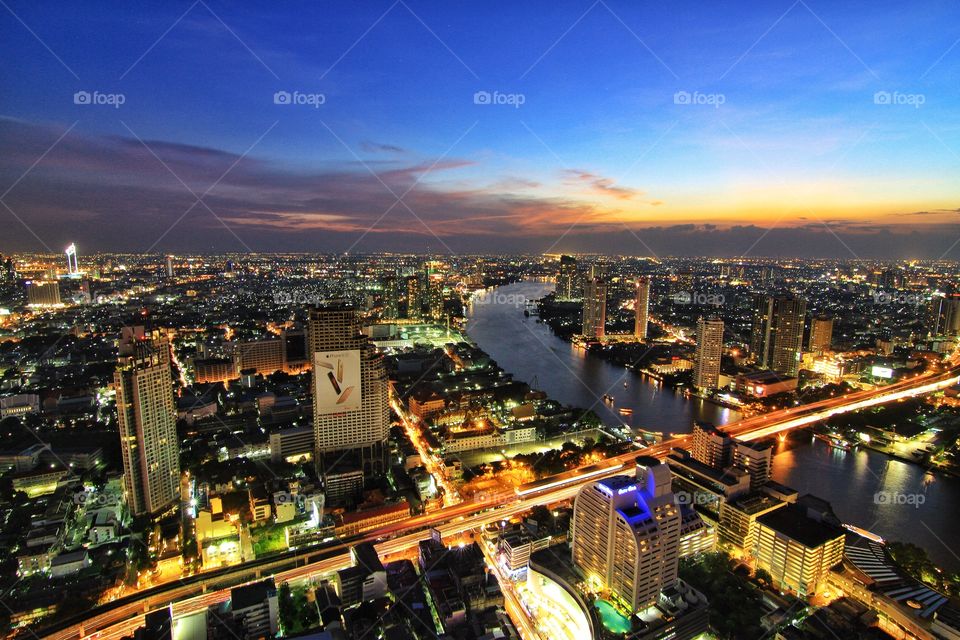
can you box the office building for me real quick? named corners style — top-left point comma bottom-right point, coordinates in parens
top-left (308, 302), bottom-right (390, 477)
top-left (556, 255), bottom-right (578, 300)
top-left (581, 278), bottom-right (607, 339)
top-left (164, 255), bottom-right (174, 278)
top-left (808, 315), bottom-right (833, 354)
top-left (25, 280), bottom-right (61, 306)
top-left (717, 492), bottom-right (789, 556)
top-left (693, 317), bottom-right (723, 390)
top-left (750, 295), bottom-right (806, 376)
top-left (115, 327), bottom-right (180, 517)
top-left (571, 459), bottom-right (681, 614)
top-left (230, 579), bottom-right (279, 638)
top-left (928, 294), bottom-right (960, 336)
top-left (635, 276), bottom-right (651, 339)
top-left (755, 504), bottom-right (845, 596)
top-left (65, 243), bottom-right (79, 275)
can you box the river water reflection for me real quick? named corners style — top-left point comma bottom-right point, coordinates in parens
top-left (466, 280), bottom-right (960, 571)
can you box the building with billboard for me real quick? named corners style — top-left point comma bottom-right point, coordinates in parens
top-left (308, 302), bottom-right (389, 479)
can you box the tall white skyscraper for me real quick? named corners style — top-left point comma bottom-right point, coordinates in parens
top-left (571, 459), bottom-right (681, 614)
top-left (115, 327), bottom-right (180, 516)
top-left (693, 316), bottom-right (724, 390)
top-left (634, 276), bottom-right (651, 339)
top-left (582, 278), bottom-right (607, 339)
top-left (308, 302), bottom-right (389, 477)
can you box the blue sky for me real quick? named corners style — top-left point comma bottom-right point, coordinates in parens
top-left (1, 0), bottom-right (959, 256)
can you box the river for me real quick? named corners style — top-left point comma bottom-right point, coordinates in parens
top-left (466, 281), bottom-right (960, 571)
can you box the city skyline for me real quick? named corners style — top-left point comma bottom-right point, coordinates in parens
top-left (2, 2), bottom-right (960, 257)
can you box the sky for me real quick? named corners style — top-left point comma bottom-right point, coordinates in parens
top-left (1, 0), bottom-right (959, 258)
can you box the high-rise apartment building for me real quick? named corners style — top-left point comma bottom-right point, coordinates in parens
top-left (808, 315), bottom-right (833, 354)
top-left (308, 302), bottom-right (389, 477)
top-left (571, 459), bottom-right (681, 614)
top-left (690, 422), bottom-right (732, 469)
top-left (634, 277), bottom-right (651, 339)
top-left (381, 276), bottom-right (399, 320)
top-left (693, 317), bottom-right (723, 390)
top-left (405, 275), bottom-right (420, 319)
top-left (115, 327), bottom-right (180, 517)
top-left (750, 295), bottom-right (806, 376)
top-left (556, 255), bottom-right (578, 301)
top-left (582, 278), bottom-right (607, 339)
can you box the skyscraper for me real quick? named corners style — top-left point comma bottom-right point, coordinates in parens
top-left (582, 278), bottom-right (607, 339)
top-left (381, 276), bottom-right (399, 320)
top-left (115, 327), bottom-right (180, 517)
top-left (571, 459), bottom-right (681, 614)
top-left (927, 294), bottom-right (960, 336)
top-left (405, 275), bottom-right (420, 319)
top-left (165, 255), bottom-right (175, 279)
top-left (634, 276), bottom-right (651, 339)
top-left (693, 316), bottom-right (723, 390)
top-left (556, 255), bottom-right (577, 301)
top-left (808, 316), bottom-right (833, 354)
top-left (750, 295), bottom-right (806, 376)
top-left (308, 302), bottom-right (389, 477)
top-left (65, 243), bottom-right (79, 275)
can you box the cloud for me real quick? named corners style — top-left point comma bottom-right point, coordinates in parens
top-left (563, 169), bottom-right (643, 200)
top-left (0, 118), bottom-right (955, 258)
top-left (360, 141), bottom-right (406, 154)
